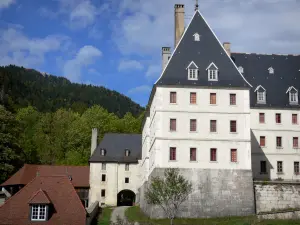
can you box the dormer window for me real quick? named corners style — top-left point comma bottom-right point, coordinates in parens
top-left (125, 149), bottom-right (130, 157)
top-left (268, 67), bottom-right (274, 74)
top-left (29, 189), bottom-right (50, 222)
top-left (193, 33), bottom-right (200, 41)
top-left (31, 204), bottom-right (47, 221)
top-left (186, 61), bottom-right (198, 80)
top-left (286, 86), bottom-right (298, 105)
top-left (254, 85), bottom-right (266, 104)
top-left (238, 66), bottom-right (244, 73)
top-left (100, 148), bottom-right (106, 156)
top-left (206, 62), bottom-right (218, 81)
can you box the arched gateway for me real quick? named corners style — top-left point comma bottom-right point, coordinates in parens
top-left (117, 190), bottom-right (135, 206)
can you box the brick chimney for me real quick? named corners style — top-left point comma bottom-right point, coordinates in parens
top-left (223, 42), bottom-right (231, 56)
top-left (162, 47), bottom-right (171, 70)
top-left (91, 128), bottom-right (98, 156)
top-left (174, 4), bottom-right (185, 48)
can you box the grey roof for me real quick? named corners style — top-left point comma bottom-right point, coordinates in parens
top-left (89, 133), bottom-right (141, 163)
top-left (156, 10), bottom-right (251, 89)
top-left (232, 53), bottom-right (300, 109)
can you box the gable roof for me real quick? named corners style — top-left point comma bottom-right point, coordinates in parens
top-left (232, 53), bottom-right (300, 108)
top-left (89, 133), bottom-right (141, 163)
top-left (1, 164), bottom-right (89, 188)
top-left (0, 176), bottom-right (86, 225)
top-left (28, 189), bottom-right (51, 204)
top-left (155, 10), bottom-right (251, 88)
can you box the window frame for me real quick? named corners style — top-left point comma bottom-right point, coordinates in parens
top-left (170, 92), bottom-right (177, 104)
top-left (277, 161), bottom-right (283, 173)
top-left (169, 147), bottom-right (176, 161)
top-left (170, 119), bottom-right (176, 132)
top-left (210, 120), bottom-right (217, 133)
top-left (230, 120), bottom-right (237, 133)
top-left (259, 113), bottom-right (265, 124)
top-left (31, 205), bottom-right (47, 221)
top-left (210, 148), bottom-right (217, 162)
top-left (190, 148), bottom-right (197, 161)
top-left (293, 137), bottom-right (299, 148)
top-left (292, 114), bottom-right (298, 124)
top-left (190, 119), bottom-right (197, 132)
top-left (210, 93), bottom-right (217, 105)
top-left (230, 93), bottom-right (236, 105)
top-left (294, 162), bottom-right (299, 175)
top-left (257, 91), bottom-right (266, 104)
top-left (276, 136), bottom-right (282, 148)
top-left (101, 174), bottom-right (106, 182)
top-left (260, 136), bottom-right (266, 147)
top-left (230, 149), bottom-right (237, 163)
top-left (188, 69), bottom-right (198, 80)
top-left (125, 163), bottom-right (129, 171)
top-left (125, 177), bottom-right (129, 183)
top-left (275, 113), bottom-right (281, 124)
top-left (101, 189), bottom-right (106, 197)
top-left (190, 92), bottom-right (197, 104)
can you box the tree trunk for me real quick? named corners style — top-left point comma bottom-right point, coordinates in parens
top-left (170, 218), bottom-right (174, 225)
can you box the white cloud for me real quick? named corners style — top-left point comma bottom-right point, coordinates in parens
top-left (88, 68), bottom-right (101, 76)
top-left (69, 1), bottom-right (98, 29)
top-left (0, 27), bottom-right (70, 67)
top-left (128, 85), bottom-right (151, 94)
top-left (118, 59), bottom-right (144, 71)
top-left (0, 0), bottom-right (15, 9)
top-left (63, 45), bottom-right (102, 82)
top-left (145, 65), bottom-right (160, 78)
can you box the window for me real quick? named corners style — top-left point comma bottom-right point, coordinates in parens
top-left (190, 92), bottom-right (197, 104)
top-left (257, 91), bottom-right (266, 103)
top-left (210, 93), bottom-right (216, 104)
top-left (268, 67), bottom-right (274, 74)
top-left (189, 69), bottom-right (197, 80)
top-left (207, 62), bottom-right (218, 81)
top-left (230, 120), bottom-right (237, 133)
top-left (100, 148), bottom-right (106, 156)
top-left (293, 137), bottom-right (299, 148)
top-left (259, 113), bottom-right (265, 123)
top-left (277, 161), bottom-right (283, 173)
top-left (170, 119), bottom-right (176, 131)
top-left (260, 161), bottom-right (267, 173)
top-left (101, 163), bottom-right (106, 171)
top-left (125, 177), bottom-right (129, 183)
top-left (276, 113), bottom-right (281, 124)
top-left (125, 163), bottom-right (129, 171)
top-left (31, 205), bottom-right (47, 221)
top-left (210, 120), bottom-right (217, 132)
top-left (210, 148), bottom-right (217, 161)
top-left (238, 66), bottom-right (244, 73)
top-left (101, 189), bottom-right (105, 197)
top-left (230, 94), bottom-right (236, 105)
top-left (190, 119), bottom-right (197, 132)
top-left (170, 92), bottom-right (177, 104)
top-left (294, 162), bottom-right (299, 174)
top-left (290, 92), bottom-right (298, 104)
top-left (231, 149), bottom-right (237, 162)
top-left (170, 147), bottom-right (176, 161)
top-left (292, 114), bottom-right (298, 124)
top-left (193, 33), bottom-right (200, 41)
top-left (190, 148), bottom-right (196, 161)
top-left (101, 174), bottom-right (106, 182)
top-left (260, 136), bottom-right (266, 147)
top-left (276, 137), bottom-right (282, 148)
top-left (125, 149), bottom-right (130, 156)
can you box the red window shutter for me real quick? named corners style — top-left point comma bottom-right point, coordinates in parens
top-left (170, 92), bottom-right (177, 103)
top-left (210, 148), bottom-right (217, 161)
top-left (190, 148), bottom-right (196, 161)
top-left (190, 92), bottom-right (196, 104)
top-left (190, 119), bottom-right (196, 131)
top-left (230, 94), bottom-right (236, 105)
top-left (260, 136), bottom-right (265, 147)
top-left (276, 113), bottom-right (281, 123)
top-left (170, 147), bottom-right (176, 160)
top-left (292, 114), bottom-right (298, 124)
top-left (231, 149), bottom-right (237, 162)
top-left (230, 120), bottom-right (237, 133)
top-left (276, 137), bottom-right (282, 147)
top-left (210, 120), bottom-right (217, 132)
top-left (170, 119), bottom-right (176, 131)
top-left (210, 93), bottom-right (216, 104)
top-left (259, 113), bottom-right (265, 123)
top-left (293, 137), bottom-right (299, 148)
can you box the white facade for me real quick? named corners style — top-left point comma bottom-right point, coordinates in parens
top-left (89, 162), bottom-right (140, 206)
top-left (251, 108), bottom-right (300, 181)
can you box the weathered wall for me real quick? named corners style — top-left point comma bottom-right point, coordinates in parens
top-left (254, 182), bottom-right (300, 214)
top-left (138, 168), bottom-right (255, 218)
top-left (258, 210), bottom-right (300, 220)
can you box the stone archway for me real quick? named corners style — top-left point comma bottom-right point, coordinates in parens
top-left (117, 190), bottom-right (135, 206)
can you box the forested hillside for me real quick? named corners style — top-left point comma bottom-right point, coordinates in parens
top-left (0, 65), bottom-right (145, 183)
top-left (0, 65), bottom-right (144, 117)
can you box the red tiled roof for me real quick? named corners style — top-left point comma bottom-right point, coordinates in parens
top-left (28, 189), bottom-right (51, 204)
top-left (0, 176), bottom-right (87, 225)
top-left (1, 164), bottom-right (89, 188)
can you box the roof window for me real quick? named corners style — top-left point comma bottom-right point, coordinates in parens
top-left (206, 62), bottom-right (218, 81)
top-left (238, 66), bottom-right (244, 74)
top-left (100, 148), bottom-right (106, 156)
top-left (254, 85), bottom-right (266, 104)
top-left (125, 149), bottom-right (130, 157)
top-left (193, 33), bottom-right (200, 41)
top-left (286, 86), bottom-right (298, 105)
top-left (268, 67), bottom-right (274, 74)
top-left (186, 61), bottom-right (198, 80)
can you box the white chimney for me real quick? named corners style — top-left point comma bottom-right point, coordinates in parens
top-left (91, 128), bottom-right (98, 156)
top-left (162, 47), bottom-right (171, 70)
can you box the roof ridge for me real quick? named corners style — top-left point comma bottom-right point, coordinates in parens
top-left (232, 52), bottom-right (300, 57)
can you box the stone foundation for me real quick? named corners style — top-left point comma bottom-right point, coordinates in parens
top-left (138, 168), bottom-right (255, 218)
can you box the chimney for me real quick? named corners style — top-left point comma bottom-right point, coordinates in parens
top-left (174, 4), bottom-right (185, 48)
top-left (162, 47), bottom-right (171, 70)
top-left (223, 42), bottom-right (231, 56)
top-left (91, 128), bottom-right (98, 156)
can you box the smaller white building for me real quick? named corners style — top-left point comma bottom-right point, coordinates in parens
top-left (89, 132), bottom-right (141, 207)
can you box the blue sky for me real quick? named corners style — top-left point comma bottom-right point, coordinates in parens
top-left (0, 0), bottom-right (300, 106)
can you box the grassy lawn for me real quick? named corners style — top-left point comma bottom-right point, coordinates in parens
top-left (97, 207), bottom-right (114, 225)
top-left (125, 206), bottom-right (300, 225)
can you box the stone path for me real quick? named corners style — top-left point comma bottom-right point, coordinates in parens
top-left (110, 206), bottom-right (130, 224)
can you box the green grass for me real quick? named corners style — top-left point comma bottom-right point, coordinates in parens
top-left (125, 206), bottom-right (300, 225)
top-left (98, 207), bottom-right (114, 225)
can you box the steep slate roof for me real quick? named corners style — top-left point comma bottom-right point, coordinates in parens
top-left (1, 164), bottom-right (89, 188)
top-left (232, 53), bottom-right (300, 108)
top-left (156, 10), bottom-right (251, 88)
top-left (0, 176), bottom-right (86, 225)
top-left (89, 133), bottom-right (141, 163)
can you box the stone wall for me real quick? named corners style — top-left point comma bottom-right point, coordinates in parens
top-left (138, 168), bottom-right (255, 218)
top-left (254, 181), bottom-right (300, 214)
top-left (258, 210), bottom-right (300, 220)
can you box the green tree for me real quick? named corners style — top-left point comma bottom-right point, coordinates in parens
top-left (145, 168), bottom-right (192, 225)
top-left (0, 105), bottom-right (24, 183)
